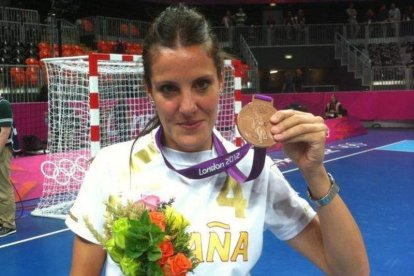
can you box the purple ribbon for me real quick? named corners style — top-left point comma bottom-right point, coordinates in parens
top-left (155, 128), bottom-right (266, 183)
top-left (154, 94), bottom-right (273, 183)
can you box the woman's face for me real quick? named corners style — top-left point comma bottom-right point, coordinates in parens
top-left (147, 45), bottom-right (222, 152)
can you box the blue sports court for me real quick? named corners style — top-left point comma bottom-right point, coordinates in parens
top-left (1, 128), bottom-right (413, 275)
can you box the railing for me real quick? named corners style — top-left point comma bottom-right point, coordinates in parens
top-left (78, 16), bottom-right (150, 45)
top-left (0, 20), bottom-right (79, 46)
top-left (2, 7), bottom-right (40, 24)
top-left (0, 65), bottom-right (45, 103)
top-left (213, 20), bottom-right (414, 48)
top-left (239, 36), bottom-right (259, 91)
top-left (302, 85), bottom-right (338, 92)
top-left (334, 33), bottom-right (372, 87)
top-left (371, 66), bottom-right (413, 90)
top-left (46, 16), bottom-right (80, 47)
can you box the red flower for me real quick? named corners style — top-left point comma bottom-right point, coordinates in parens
top-left (159, 241), bottom-right (174, 266)
top-left (165, 253), bottom-right (193, 276)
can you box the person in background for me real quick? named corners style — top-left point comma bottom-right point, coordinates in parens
top-left (284, 10), bottom-right (297, 40)
top-left (388, 2), bottom-right (401, 36)
top-left (325, 94), bottom-right (347, 118)
top-left (234, 7), bottom-right (247, 26)
top-left (293, 68), bottom-right (304, 92)
top-left (296, 9), bottom-right (307, 42)
top-left (115, 40), bottom-right (125, 54)
top-left (346, 2), bottom-right (360, 38)
top-left (0, 95), bottom-right (16, 237)
top-left (402, 5), bottom-right (414, 21)
top-left (65, 4), bottom-right (369, 275)
top-left (222, 10), bottom-right (233, 28)
top-left (282, 71), bottom-right (295, 93)
top-left (365, 7), bottom-right (376, 23)
top-left (365, 8), bottom-right (376, 37)
top-left (377, 3), bottom-right (389, 37)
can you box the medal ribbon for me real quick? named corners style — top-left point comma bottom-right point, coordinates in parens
top-left (155, 127), bottom-right (266, 182)
top-left (154, 94), bottom-right (273, 183)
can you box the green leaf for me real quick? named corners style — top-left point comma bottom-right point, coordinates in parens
top-left (112, 217), bottom-right (130, 249)
top-left (146, 262), bottom-right (163, 276)
top-left (105, 238), bottom-right (124, 263)
top-left (147, 245), bottom-right (162, 262)
top-left (119, 256), bottom-right (141, 276)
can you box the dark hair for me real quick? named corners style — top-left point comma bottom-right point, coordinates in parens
top-left (143, 4), bottom-right (222, 87)
top-left (129, 4), bottom-right (224, 166)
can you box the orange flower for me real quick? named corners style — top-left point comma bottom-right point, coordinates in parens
top-left (159, 241), bottom-right (174, 266)
top-left (166, 253), bottom-right (193, 276)
top-left (162, 263), bottom-right (174, 276)
top-left (149, 211), bottom-right (166, 231)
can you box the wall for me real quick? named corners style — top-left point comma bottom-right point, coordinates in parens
top-left (11, 91), bottom-right (413, 152)
top-left (12, 102), bottom-right (48, 147)
top-left (241, 91), bottom-right (414, 121)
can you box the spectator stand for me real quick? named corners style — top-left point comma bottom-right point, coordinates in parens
top-left (2, 7), bottom-right (40, 24)
top-left (77, 16), bottom-right (149, 50)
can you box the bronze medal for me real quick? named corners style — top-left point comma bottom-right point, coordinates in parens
top-left (237, 96), bottom-right (277, 148)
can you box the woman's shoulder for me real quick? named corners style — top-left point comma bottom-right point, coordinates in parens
top-left (97, 132), bottom-right (155, 158)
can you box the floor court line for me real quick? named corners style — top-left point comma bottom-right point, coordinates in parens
top-left (2, 139), bottom-right (409, 250)
top-left (0, 228), bottom-right (70, 249)
top-left (282, 140), bottom-right (405, 174)
top-left (376, 139), bottom-right (414, 152)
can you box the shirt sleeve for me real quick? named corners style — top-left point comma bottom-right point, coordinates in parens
top-left (264, 165), bottom-right (316, 241)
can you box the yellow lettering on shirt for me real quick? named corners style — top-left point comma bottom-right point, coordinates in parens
top-left (131, 143), bottom-right (158, 173)
top-left (216, 176), bottom-right (247, 218)
top-left (231, 231), bottom-right (248, 261)
top-left (206, 232), bottom-right (231, 262)
top-left (190, 232), bottom-right (203, 262)
top-left (190, 222), bottom-right (249, 263)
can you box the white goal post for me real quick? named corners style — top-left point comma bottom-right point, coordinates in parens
top-left (31, 52), bottom-right (241, 219)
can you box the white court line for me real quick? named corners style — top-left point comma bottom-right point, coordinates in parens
top-left (282, 141), bottom-right (398, 174)
top-left (0, 228), bottom-right (70, 249)
top-left (0, 141), bottom-right (404, 249)
top-left (375, 139), bottom-right (409, 150)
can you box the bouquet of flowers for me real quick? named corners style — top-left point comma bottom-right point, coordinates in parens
top-left (84, 195), bottom-right (198, 276)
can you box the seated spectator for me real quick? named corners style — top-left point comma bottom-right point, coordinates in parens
top-left (115, 40), bottom-right (125, 54)
top-left (282, 71), bottom-right (295, 93)
top-left (325, 95), bottom-right (347, 119)
top-left (293, 68), bottom-right (304, 92)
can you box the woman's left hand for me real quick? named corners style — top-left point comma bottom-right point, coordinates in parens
top-left (270, 110), bottom-right (328, 174)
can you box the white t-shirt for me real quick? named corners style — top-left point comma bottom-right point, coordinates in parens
top-left (65, 127), bottom-right (316, 276)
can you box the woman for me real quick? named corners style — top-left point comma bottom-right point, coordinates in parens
top-left (66, 5), bottom-right (369, 275)
top-left (325, 94), bottom-right (346, 119)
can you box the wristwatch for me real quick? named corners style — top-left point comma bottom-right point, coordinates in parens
top-left (307, 173), bottom-right (340, 207)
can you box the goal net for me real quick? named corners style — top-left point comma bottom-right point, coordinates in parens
top-left (31, 53), bottom-right (237, 219)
